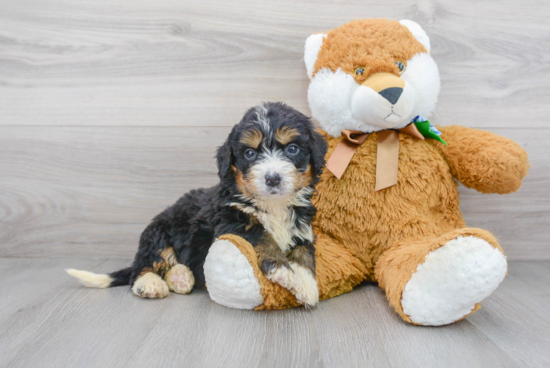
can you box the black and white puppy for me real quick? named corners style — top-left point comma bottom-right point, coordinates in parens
top-left (67, 102), bottom-right (327, 307)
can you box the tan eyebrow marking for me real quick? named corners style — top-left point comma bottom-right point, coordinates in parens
top-left (275, 126), bottom-right (300, 145)
top-left (240, 129), bottom-right (263, 149)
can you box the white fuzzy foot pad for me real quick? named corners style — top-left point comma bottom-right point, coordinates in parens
top-left (204, 239), bottom-right (263, 309)
top-left (267, 262), bottom-right (319, 308)
top-left (132, 272), bottom-right (169, 299)
top-left (401, 236), bottom-right (507, 326)
top-left (165, 264), bottom-right (195, 294)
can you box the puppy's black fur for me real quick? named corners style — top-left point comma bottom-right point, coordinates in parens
top-left (99, 102), bottom-right (327, 291)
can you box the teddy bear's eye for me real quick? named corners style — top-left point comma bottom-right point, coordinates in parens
top-left (354, 67), bottom-right (365, 76)
top-left (395, 60), bottom-right (406, 73)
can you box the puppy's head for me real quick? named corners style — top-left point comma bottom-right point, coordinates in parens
top-left (217, 102), bottom-right (327, 200)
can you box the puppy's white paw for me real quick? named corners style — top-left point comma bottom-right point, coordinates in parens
top-left (266, 263), bottom-right (319, 308)
top-left (165, 264), bottom-right (195, 294)
top-left (132, 272), bottom-right (169, 299)
top-left (266, 265), bottom-right (294, 289)
top-left (289, 263), bottom-right (319, 308)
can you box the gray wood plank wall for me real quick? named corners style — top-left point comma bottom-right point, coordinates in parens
top-left (1, 0), bottom-right (549, 260)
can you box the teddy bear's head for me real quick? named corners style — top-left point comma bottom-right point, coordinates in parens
top-left (304, 19), bottom-right (440, 137)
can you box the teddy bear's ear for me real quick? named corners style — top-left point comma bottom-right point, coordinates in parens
top-left (304, 33), bottom-right (327, 79)
top-left (399, 20), bottom-right (431, 52)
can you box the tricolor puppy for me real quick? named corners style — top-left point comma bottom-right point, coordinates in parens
top-left (67, 102), bottom-right (327, 307)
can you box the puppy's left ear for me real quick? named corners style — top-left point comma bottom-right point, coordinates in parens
top-left (216, 137), bottom-right (232, 180)
top-left (308, 126), bottom-right (328, 178)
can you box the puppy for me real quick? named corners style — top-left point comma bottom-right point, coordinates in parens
top-left (67, 102), bottom-right (328, 307)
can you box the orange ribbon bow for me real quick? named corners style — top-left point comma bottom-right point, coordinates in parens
top-left (325, 124), bottom-right (425, 191)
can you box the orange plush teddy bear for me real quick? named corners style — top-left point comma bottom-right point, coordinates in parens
top-left (203, 18), bottom-right (529, 326)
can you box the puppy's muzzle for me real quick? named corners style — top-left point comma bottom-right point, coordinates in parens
top-left (265, 172), bottom-right (282, 187)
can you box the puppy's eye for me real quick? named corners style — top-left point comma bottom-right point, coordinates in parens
top-left (285, 144), bottom-right (299, 156)
top-left (354, 67), bottom-right (365, 76)
top-left (395, 60), bottom-right (406, 73)
top-left (244, 149), bottom-right (257, 160)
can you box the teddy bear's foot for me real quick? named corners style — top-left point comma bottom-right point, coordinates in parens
top-left (203, 238), bottom-right (264, 309)
top-left (266, 263), bottom-right (319, 308)
top-left (401, 235), bottom-right (507, 326)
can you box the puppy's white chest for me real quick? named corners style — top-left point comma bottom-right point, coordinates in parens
top-left (257, 208), bottom-right (296, 253)
top-left (229, 195), bottom-right (315, 253)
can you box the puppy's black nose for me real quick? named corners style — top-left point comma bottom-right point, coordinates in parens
top-left (379, 87), bottom-right (403, 105)
top-left (265, 173), bottom-right (281, 187)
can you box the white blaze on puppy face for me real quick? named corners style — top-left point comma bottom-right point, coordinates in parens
top-left (253, 103), bottom-right (271, 137)
top-left (249, 148), bottom-right (297, 198)
top-left (305, 20), bottom-right (440, 137)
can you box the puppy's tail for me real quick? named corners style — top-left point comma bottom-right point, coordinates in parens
top-left (66, 267), bottom-right (132, 288)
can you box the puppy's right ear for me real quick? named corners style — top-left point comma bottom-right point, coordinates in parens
top-left (216, 138), bottom-right (232, 180)
top-left (309, 128), bottom-right (328, 179)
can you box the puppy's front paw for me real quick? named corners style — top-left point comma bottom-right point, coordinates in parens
top-left (132, 272), bottom-right (169, 299)
top-left (165, 264), bottom-right (195, 294)
top-left (265, 263), bottom-right (319, 308)
top-left (265, 265), bottom-right (294, 290)
top-left (289, 263), bottom-right (319, 308)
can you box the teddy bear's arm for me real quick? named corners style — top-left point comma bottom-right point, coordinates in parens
top-left (434, 125), bottom-right (529, 194)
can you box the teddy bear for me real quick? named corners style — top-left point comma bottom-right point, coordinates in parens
top-left (202, 18), bottom-right (529, 326)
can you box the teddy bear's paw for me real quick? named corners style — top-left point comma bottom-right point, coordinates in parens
top-left (401, 236), bottom-right (507, 326)
top-left (165, 264), bottom-right (195, 294)
top-left (132, 272), bottom-right (170, 299)
top-left (204, 238), bottom-right (264, 309)
top-left (266, 263), bottom-right (319, 308)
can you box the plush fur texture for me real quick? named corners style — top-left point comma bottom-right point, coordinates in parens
top-left (67, 102), bottom-right (327, 306)
top-left (305, 33), bottom-right (327, 78)
top-left (204, 238), bottom-right (264, 309)
top-left (206, 233), bottom-right (367, 310)
top-left (375, 228), bottom-right (504, 324)
top-left (202, 19), bottom-right (530, 326)
top-left (307, 18), bottom-right (440, 136)
top-left (401, 235), bottom-right (507, 326)
top-left (311, 19), bottom-right (426, 80)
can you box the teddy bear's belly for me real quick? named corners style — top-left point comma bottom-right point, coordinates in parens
top-left (313, 135), bottom-right (465, 275)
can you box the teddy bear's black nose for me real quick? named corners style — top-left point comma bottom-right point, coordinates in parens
top-left (379, 87), bottom-right (403, 105)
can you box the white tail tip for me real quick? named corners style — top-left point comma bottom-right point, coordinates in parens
top-left (66, 269), bottom-right (113, 288)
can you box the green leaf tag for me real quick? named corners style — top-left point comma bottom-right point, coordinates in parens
top-left (412, 116), bottom-right (448, 145)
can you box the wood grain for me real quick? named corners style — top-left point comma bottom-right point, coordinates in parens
top-left (0, 126), bottom-right (228, 258)
top-left (0, 0), bottom-right (548, 128)
top-left (0, 258), bottom-right (548, 367)
top-left (0, 1), bottom-right (548, 367)
top-left (0, 126), bottom-right (547, 259)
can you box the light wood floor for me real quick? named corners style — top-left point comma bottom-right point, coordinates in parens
top-left (0, 258), bottom-right (548, 368)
